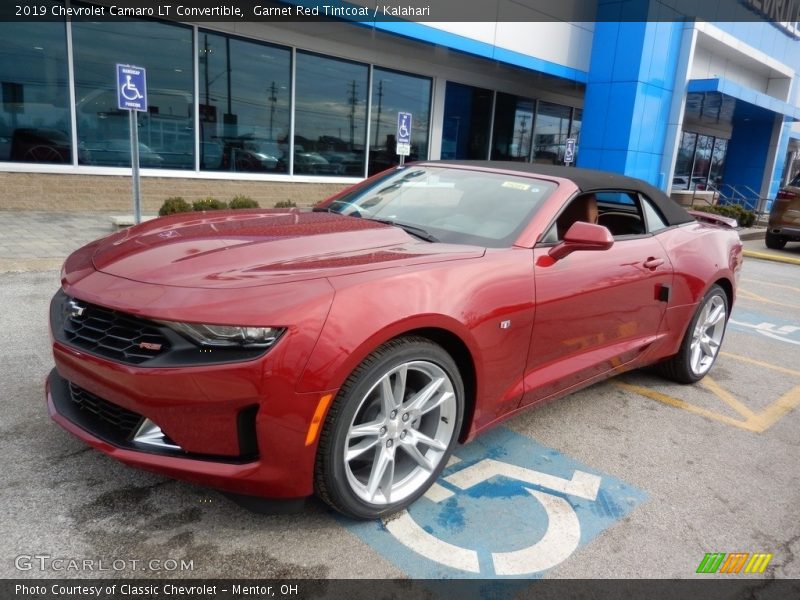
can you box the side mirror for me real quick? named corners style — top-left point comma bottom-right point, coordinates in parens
top-left (548, 221), bottom-right (614, 260)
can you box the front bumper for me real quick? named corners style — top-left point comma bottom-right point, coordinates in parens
top-left (47, 317), bottom-right (339, 500)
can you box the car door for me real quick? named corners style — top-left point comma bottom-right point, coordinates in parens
top-left (520, 190), bottom-right (673, 406)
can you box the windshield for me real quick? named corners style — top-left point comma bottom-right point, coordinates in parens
top-left (318, 166), bottom-right (556, 247)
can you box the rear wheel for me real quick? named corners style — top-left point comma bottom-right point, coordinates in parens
top-left (765, 232), bottom-right (787, 249)
top-left (315, 337), bottom-right (463, 519)
top-left (656, 284), bottom-right (728, 384)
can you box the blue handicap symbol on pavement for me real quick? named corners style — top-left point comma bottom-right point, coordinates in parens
top-left (345, 427), bottom-right (647, 579)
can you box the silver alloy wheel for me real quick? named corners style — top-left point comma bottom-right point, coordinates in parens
top-left (343, 360), bottom-right (457, 505)
top-left (689, 293), bottom-right (727, 376)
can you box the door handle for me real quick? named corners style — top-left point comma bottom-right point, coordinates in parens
top-left (643, 257), bottom-right (664, 269)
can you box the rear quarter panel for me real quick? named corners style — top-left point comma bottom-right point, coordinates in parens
top-left (652, 222), bottom-right (742, 359)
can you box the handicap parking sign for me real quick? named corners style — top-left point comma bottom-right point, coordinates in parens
top-left (345, 427), bottom-right (647, 578)
top-left (116, 64), bottom-right (147, 111)
top-left (396, 112), bottom-right (412, 156)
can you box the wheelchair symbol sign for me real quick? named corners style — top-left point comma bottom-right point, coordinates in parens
top-left (116, 64), bottom-right (147, 111)
top-left (396, 112), bottom-right (412, 156)
top-left (345, 427), bottom-right (647, 578)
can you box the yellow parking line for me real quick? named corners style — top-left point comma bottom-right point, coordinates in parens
top-left (742, 249), bottom-right (800, 266)
top-left (612, 381), bottom-right (760, 432)
top-left (741, 279), bottom-right (800, 293)
top-left (737, 288), bottom-right (800, 310)
top-left (754, 386), bottom-right (800, 431)
top-left (720, 352), bottom-right (800, 377)
top-left (700, 376), bottom-right (756, 420)
top-left (615, 352), bottom-right (800, 433)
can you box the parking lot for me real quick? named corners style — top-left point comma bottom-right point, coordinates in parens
top-left (1, 237), bottom-right (798, 582)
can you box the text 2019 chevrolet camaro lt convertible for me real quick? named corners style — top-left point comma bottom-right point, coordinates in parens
top-left (47, 162), bottom-right (743, 518)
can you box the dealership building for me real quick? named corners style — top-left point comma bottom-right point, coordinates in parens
top-left (1, 1), bottom-right (799, 212)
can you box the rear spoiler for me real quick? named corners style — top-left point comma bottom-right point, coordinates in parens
top-left (687, 210), bottom-right (738, 229)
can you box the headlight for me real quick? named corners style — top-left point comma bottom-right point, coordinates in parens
top-left (156, 321), bottom-right (285, 348)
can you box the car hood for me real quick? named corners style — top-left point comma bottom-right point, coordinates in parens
top-left (92, 210), bottom-right (485, 289)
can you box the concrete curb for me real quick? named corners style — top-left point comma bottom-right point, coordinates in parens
top-left (737, 229), bottom-right (767, 241)
top-left (742, 249), bottom-right (800, 266)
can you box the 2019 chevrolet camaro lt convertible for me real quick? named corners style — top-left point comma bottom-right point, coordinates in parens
top-left (47, 162), bottom-right (743, 519)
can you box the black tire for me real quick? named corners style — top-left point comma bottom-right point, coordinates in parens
top-left (765, 232), bottom-right (787, 250)
top-left (655, 284), bottom-right (729, 384)
top-left (314, 336), bottom-right (464, 519)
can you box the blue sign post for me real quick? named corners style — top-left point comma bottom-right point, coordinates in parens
top-left (396, 111), bottom-right (412, 165)
top-left (116, 64), bottom-right (148, 224)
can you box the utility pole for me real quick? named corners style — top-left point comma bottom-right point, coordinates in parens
top-left (373, 79), bottom-right (383, 148)
top-left (347, 79), bottom-right (357, 149)
top-left (517, 114), bottom-right (529, 158)
top-left (268, 81), bottom-right (278, 140)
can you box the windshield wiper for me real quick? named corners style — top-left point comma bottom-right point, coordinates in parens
top-left (366, 218), bottom-right (439, 243)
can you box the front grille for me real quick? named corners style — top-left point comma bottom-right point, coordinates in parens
top-left (68, 381), bottom-right (143, 439)
top-left (62, 298), bottom-right (170, 365)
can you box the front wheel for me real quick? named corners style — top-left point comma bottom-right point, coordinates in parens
top-left (314, 337), bottom-right (464, 519)
top-left (656, 284), bottom-right (729, 384)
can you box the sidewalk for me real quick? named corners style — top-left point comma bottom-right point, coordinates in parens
top-left (0, 211), bottom-right (797, 273)
top-left (0, 211), bottom-right (120, 273)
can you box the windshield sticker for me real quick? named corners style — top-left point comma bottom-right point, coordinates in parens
top-left (502, 181), bottom-right (531, 191)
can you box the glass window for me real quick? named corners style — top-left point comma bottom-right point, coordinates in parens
top-left (708, 138), bottom-right (727, 188)
top-left (441, 82), bottom-right (492, 160)
top-left (198, 32), bottom-right (290, 173)
top-left (490, 93), bottom-right (534, 161)
top-left (368, 68), bottom-right (431, 176)
top-left (673, 131), bottom-right (697, 190)
top-left (0, 18), bottom-right (71, 164)
top-left (72, 18), bottom-right (194, 169)
top-left (569, 108), bottom-right (582, 165)
top-left (321, 165), bottom-right (556, 248)
top-left (641, 195), bottom-right (668, 232)
top-left (533, 101), bottom-right (571, 164)
top-left (294, 52), bottom-right (368, 176)
top-left (690, 134), bottom-right (713, 189)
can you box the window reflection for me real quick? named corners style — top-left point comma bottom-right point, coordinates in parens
top-left (198, 32), bottom-right (290, 173)
top-left (533, 101), bottom-right (571, 164)
top-left (491, 93), bottom-right (534, 161)
top-left (72, 18), bottom-right (194, 169)
top-left (708, 138), bottom-right (727, 187)
top-left (569, 108), bottom-right (582, 165)
top-left (441, 82), bottom-right (492, 160)
top-left (673, 132), bottom-right (697, 189)
top-left (368, 68), bottom-right (431, 175)
top-left (0, 18), bottom-right (71, 164)
top-left (673, 130), bottom-right (728, 190)
top-left (294, 52), bottom-right (368, 176)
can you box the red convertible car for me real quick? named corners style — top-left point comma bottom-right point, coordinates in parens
top-left (46, 162), bottom-right (743, 518)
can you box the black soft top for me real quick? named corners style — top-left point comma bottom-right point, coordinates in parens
top-left (427, 160), bottom-right (694, 227)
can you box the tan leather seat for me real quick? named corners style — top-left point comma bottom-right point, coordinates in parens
top-left (557, 194), bottom-right (598, 238)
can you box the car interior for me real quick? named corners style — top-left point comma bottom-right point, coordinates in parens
top-left (542, 190), bottom-right (653, 244)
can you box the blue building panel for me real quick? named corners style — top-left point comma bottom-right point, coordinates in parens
top-left (578, 20), bottom-right (684, 187)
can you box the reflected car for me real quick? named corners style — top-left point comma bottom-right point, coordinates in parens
top-left (84, 140), bottom-right (165, 167)
top-left (10, 128), bottom-right (73, 163)
top-left (765, 172), bottom-right (800, 249)
top-left (46, 162), bottom-right (743, 519)
top-left (228, 140), bottom-right (282, 172)
top-left (293, 151), bottom-right (336, 174)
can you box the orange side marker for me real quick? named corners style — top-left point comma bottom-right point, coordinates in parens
top-left (305, 393), bottom-right (334, 446)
